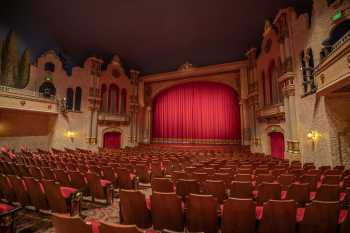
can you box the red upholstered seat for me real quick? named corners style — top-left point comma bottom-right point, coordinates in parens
top-left (0, 203), bottom-right (14, 213)
top-left (60, 186), bottom-right (77, 198)
top-left (100, 179), bottom-right (112, 187)
top-left (256, 206), bottom-right (264, 220)
top-left (281, 190), bottom-right (287, 200)
top-left (86, 219), bottom-right (100, 233)
top-left (145, 197), bottom-right (151, 210)
top-left (129, 173), bottom-right (136, 180)
top-left (339, 210), bottom-right (348, 224)
top-left (309, 191), bottom-right (316, 200)
top-left (256, 205), bottom-right (306, 222)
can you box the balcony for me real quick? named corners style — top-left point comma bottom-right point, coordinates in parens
top-left (256, 104), bottom-right (285, 123)
top-left (98, 112), bottom-right (129, 125)
top-left (315, 30), bottom-right (350, 96)
top-left (0, 85), bottom-right (59, 114)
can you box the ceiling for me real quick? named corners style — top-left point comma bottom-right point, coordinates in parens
top-left (0, 0), bottom-right (312, 75)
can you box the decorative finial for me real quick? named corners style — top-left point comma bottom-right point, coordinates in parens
top-left (178, 61), bottom-right (194, 71)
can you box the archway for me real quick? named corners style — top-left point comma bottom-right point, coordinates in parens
top-left (103, 131), bottom-right (121, 149)
top-left (269, 132), bottom-right (285, 159)
top-left (39, 82), bottom-right (56, 98)
top-left (152, 81), bottom-right (241, 144)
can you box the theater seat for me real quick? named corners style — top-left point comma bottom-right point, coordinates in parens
top-left (258, 200), bottom-right (297, 233)
top-left (23, 177), bottom-right (50, 211)
top-left (187, 194), bottom-right (218, 233)
top-left (52, 213), bottom-right (93, 233)
top-left (299, 200), bottom-right (339, 233)
top-left (42, 179), bottom-right (81, 215)
top-left (221, 198), bottom-right (256, 233)
top-left (230, 181), bottom-right (253, 199)
top-left (86, 173), bottom-right (113, 204)
top-left (151, 192), bottom-right (184, 232)
top-left (0, 174), bottom-right (16, 203)
top-left (7, 175), bottom-right (31, 206)
top-left (119, 189), bottom-right (152, 229)
top-left (175, 179), bottom-right (200, 200)
top-left (99, 221), bottom-right (143, 233)
top-left (151, 178), bottom-right (174, 193)
top-left (0, 203), bottom-right (21, 233)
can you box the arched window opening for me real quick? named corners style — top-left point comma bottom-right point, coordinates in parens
top-left (44, 62), bottom-right (55, 72)
top-left (66, 88), bottom-right (74, 111)
top-left (121, 88), bottom-right (127, 114)
top-left (74, 87), bottom-right (82, 111)
top-left (268, 61), bottom-right (281, 105)
top-left (39, 82), bottom-right (56, 98)
top-left (100, 84), bottom-right (108, 112)
top-left (108, 84), bottom-right (119, 113)
top-left (261, 71), bottom-right (266, 106)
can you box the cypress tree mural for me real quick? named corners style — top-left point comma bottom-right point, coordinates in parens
top-left (17, 48), bottom-right (30, 88)
top-left (1, 30), bottom-right (18, 87)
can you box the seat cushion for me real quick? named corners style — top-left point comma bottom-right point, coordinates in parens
top-left (60, 186), bottom-right (77, 198)
top-left (0, 203), bottom-right (14, 213)
top-left (296, 208), bottom-right (305, 222)
top-left (339, 210), bottom-right (348, 224)
top-left (256, 206), bottom-right (263, 220)
top-left (100, 179), bottom-right (112, 187)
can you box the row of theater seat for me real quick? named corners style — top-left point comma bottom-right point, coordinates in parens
top-left (120, 189), bottom-right (350, 233)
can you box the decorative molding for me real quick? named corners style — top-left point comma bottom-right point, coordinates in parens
top-left (178, 62), bottom-right (194, 71)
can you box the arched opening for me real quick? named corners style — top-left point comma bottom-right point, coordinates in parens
top-left (268, 61), bottom-right (280, 105)
top-left (39, 82), bottom-right (56, 98)
top-left (100, 84), bottom-right (108, 112)
top-left (103, 131), bottom-right (121, 149)
top-left (108, 84), bottom-right (119, 113)
top-left (66, 88), bottom-right (74, 111)
top-left (121, 88), bottom-right (127, 114)
top-left (152, 81), bottom-right (241, 144)
top-left (44, 62), bottom-right (55, 72)
top-left (74, 87), bottom-right (82, 111)
top-left (327, 19), bottom-right (350, 45)
top-left (269, 132), bottom-right (285, 159)
top-left (261, 71), bottom-right (266, 106)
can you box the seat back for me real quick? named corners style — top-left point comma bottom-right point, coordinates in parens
top-left (340, 204), bottom-right (350, 233)
top-left (99, 221), bottom-right (143, 233)
top-left (256, 174), bottom-right (275, 185)
top-left (277, 174), bottom-right (295, 189)
top-left (28, 166), bottom-right (43, 179)
top-left (135, 164), bottom-right (150, 183)
top-left (257, 182), bottom-right (281, 204)
top-left (286, 183), bottom-right (310, 206)
top-left (17, 164), bottom-right (31, 177)
top-left (7, 175), bottom-right (31, 206)
top-left (101, 166), bottom-right (117, 185)
top-left (42, 179), bottom-right (68, 213)
top-left (42, 167), bottom-right (56, 180)
top-left (315, 184), bottom-right (340, 201)
top-left (187, 194), bottom-right (218, 233)
top-left (52, 213), bottom-right (93, 233)
top-left (259, 200), bottom-right (297, 233)
top-left (230, 181), bottom-right (253, 199)
top-left (23, 177), bottom-right (50, 210)
top-left (0, 174), bottom-right (16, 202)
top-left (235, 174), bottom-right (252, 182)
top-left (151, 163), bottom-right (164, 178)
top-left (69, 171), bottom-right (87, 189)
top-left (151, 178), bottom-right (174, 193)
top-left (86, 173), bottom-right (105, 199)
top-left (54, 169), bottom-right (71, 186)
top-left (116, 168), bottom-right (133, 189)
top-left (119, 189), bottom-right (151, 229)
top-left (299, 200), bottom-right (339, 233)
top-left (151, 192), bottom-right (184, 232)
top-left (175, 179), bottom-right (200, 199)
top-left (221, 198), bottom-right (256, 233)
top-left (323, 175), bottom-right (342, 185)
top-left (300, 175), bottom-right (318, 191)
top-left (203, 180), bottom-right (227, 204)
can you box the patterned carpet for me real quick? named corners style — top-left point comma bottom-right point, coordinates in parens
top-left (15, 186), bottom-right (152, 233)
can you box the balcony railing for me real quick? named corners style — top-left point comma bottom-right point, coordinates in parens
top-left (0, 85), bottom-right (59, 113)
top-left (314, 30), bottom-right (350, 95)
top-left (256, 103), bottom-right (285, 122)
top-left (98, 112), bottom-right (129, 123)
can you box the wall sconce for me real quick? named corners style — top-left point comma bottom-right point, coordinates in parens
top-left (307, 130), bottom-right (320, 151)
top-left (64, 130), bottom-right (77, 141)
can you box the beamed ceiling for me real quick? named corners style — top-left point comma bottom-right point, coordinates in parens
top-left (0, 0), bottom-right (312, 74)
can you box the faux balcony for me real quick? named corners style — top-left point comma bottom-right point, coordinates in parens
top-left (98, 112), bottom-right (129, 125)
top-left (256, 104), bottom-right (285, 123)
top-left (0, 85), bottom-right (59, 114)
top-left (315, 30), bottom-right (350, 95)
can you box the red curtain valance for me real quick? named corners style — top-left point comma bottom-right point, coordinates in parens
top-left (152, 82), bottom-right (241, 144)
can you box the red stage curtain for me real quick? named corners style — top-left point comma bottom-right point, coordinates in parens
top-left (270, 132), bottom-right (285, 159)
top-left (152, 82), bottom-right (241, 143)
top-left (103, 132), bottom-right (121, 149)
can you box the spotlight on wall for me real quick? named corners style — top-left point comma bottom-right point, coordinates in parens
top-left (64, 130), bottom-right (77, 139)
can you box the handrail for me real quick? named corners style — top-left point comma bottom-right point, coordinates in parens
top-left (0, 85), bottom-right (57, 101)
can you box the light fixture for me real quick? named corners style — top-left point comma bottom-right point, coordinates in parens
top-left (64, 130), bottom-right (77, 139)
top-left (307, 130), bottom-right (320, 151)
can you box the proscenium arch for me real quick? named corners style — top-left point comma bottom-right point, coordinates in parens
top-left (150, 79), bottom-right (240, 101)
